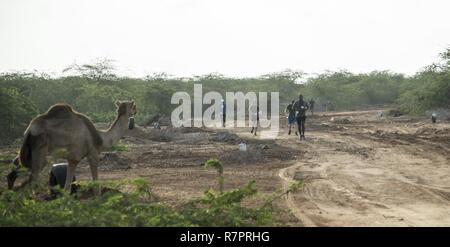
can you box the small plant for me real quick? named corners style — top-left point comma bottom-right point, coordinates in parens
top-left (111, 142), bottom-right (128, 152)
top-left (204, 158), bottom-right (224, 193)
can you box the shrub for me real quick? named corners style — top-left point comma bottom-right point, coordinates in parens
top-left (0, 88), bottom-right (37, 145)
top-left (0, 159), bottom-right (302, 227)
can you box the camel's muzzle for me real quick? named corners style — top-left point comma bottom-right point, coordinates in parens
top-left (128, 117), bottom-right (135, 130)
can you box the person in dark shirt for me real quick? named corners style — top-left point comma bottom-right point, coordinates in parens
top-left (293, 94), bottom-right (309, 140)
top-left (221, 100), bottom-right (226, 127)
top-left (285, 100), bottom-right (297, 135)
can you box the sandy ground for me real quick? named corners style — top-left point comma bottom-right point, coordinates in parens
top-left (1, 109), bottom-right (449, 226)
top-left (277, 110), bottom-right (450, 226)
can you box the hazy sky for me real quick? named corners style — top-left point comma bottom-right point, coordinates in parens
top-left (1, 0), bottom-right (449, 77)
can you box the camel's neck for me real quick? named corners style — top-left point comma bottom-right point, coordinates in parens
top-left (100, 114), bottom-right (129, 149)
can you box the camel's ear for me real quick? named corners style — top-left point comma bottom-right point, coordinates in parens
top-left (115, 100), bottom-right (121, 107)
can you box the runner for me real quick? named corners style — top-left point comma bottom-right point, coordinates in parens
top-left (250, 103), bottom-right (260, 136)
top-left (221, 99), bottom-right (226, 127)
top-left (285, 100), bottom-right (297, 135)
top-left (293, 94), bottom-right (309, 140)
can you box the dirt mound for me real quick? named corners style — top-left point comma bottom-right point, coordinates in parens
top-left (147, 129), bottom-right (175, 142)
top-left (386, 109), bottom-right (403, 117)
top-left (148, 128), bottom-right (211, 143)
top-left (127, 126), bottom-right (212, 143)
top-left (127, 126), bottom-right (153, 139)
top-left (144, 114), bottom-right (171, 127)
top-left (128, 127), bottom-right (176, 142)
top-left (330, 117), bottom-right (352, 124)
top-left (99, 152), bottom-right (131, 170)
top-left (210, 131), bottom-right (241, 143)
top-left (176, 132), bottom-right (210, 144)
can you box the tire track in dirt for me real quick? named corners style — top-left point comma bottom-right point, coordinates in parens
top-left (273, 110), bottom-right (450, 226)
top-left (278, 163), bottom-right (317, 227)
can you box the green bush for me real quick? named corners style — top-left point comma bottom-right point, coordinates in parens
top-left (0, 159), bottom-right (301, 227)
top-left (300, 70), bottom-right (406, 110)
top-left (111, 142), bottom-right (129, 152)
top-left (0, 87), bottom-right (37, 145)
top-left (397, 50), bottom-right (450, 114)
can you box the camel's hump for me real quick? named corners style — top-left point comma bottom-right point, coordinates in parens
top-left (42, 103), bottom-right (103, 148)
top-left (44, 104), bottom-right (74, 119)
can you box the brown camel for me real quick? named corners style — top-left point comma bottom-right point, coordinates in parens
top-left (7, 100), bottom-right (137, 192)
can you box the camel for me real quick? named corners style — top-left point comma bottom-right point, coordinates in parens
top-left (6, 100), bottom-right (137, 192)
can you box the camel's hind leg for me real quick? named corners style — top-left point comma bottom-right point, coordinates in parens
top-left (22, 144), bottom-right (48, 188)
top-left (64, 159), bottom-right (79, 192)
top-left (87, 151), bottom-right (101, 195)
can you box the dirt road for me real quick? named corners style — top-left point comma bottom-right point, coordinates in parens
top-left (277, 110), bottom-right (450, 226)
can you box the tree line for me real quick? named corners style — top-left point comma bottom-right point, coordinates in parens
top-left (1, 48), bottom-right (449, 145)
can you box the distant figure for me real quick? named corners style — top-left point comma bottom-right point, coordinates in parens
top-left (431, 113), bottom-right (437, 123)
top-left (293, 94), bottom-right (309, 140)
top-left (285, 100), bottom-right (297, 135)
top-left (326, 100), bottom-right (331, 112)
top-left (147, 112), bottom-right (161, 126)
top-left (152, 121), bottom-right (161, 129)
top-left (309, 99), bottom-right (315, 116)
top-left (250, 103), bottom-right (260, 136)
top-left (221, 99), bottom-right (226, 127)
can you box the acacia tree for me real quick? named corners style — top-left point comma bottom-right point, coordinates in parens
top-left (62, 58), bottom-right (117, 82)
top-left (261, 69), bottom-right (305, 83)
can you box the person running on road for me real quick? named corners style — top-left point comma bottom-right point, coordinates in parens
top-left (250, 103), bottom-right (260, 136)
top-left (293, 94), bottom-right (309, 140)
top-left (221, 99), bottom-right (226, 127)
top-left (285, 100), bottom-right (297, 135)
top-left (309, 98), bottom-right (315, 116)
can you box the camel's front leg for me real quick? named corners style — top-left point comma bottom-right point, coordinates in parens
top-left (87, 152), bottom-right (101, 195)
top-left (64, 159), bottom-right (78, 192)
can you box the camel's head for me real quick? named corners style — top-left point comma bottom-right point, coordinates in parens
top-left (115, 100), bottom-right (137, 129)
